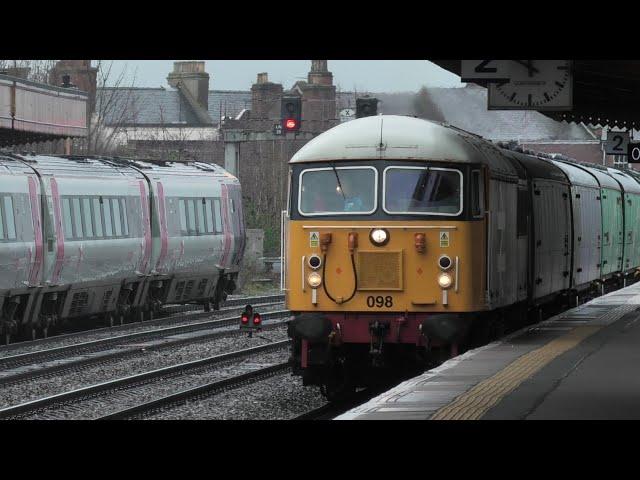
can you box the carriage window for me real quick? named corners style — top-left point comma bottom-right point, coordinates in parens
top-left (179, 199), bottom-right (188, 235)
top-left (72, 198), bottom-right (83, 238)
top-left (62, 198), bottom-right (73, 240)
top-left (82, 198), bottom-right (94, 238)
top-left (299, 167), bottom-right (377, 215)
top-left (187, 199), bottom-right (196, 235)
top-left (384, 167), bottom-right (462, 215)
top-left (471, 170), bottom-right (485, 217)
top-left (120, 198), bottom-right (129, 236)
top-left (103, 199), bottom-right (113, 237)
top-left (204, 199), bottom-right (214, 234)
top-left (213, 198), bottom-right (223, 233)
top-left (197, 198), bottom-right (206, 235)
top-left (93, 198), bottom-right (103, 237)
top-left (111, 198), bottom-right (122, 236)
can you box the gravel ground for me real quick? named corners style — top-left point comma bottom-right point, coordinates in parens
top-left (149, 370), bottom-right (327, 420)
top-left (0, 303), bottom-right (285, 359)
top-left (0, 325), bottom-right (289, 411)
top-left (19, 349), bottom-right (292, 420)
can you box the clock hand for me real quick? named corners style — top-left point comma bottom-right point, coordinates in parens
top-left (511, 60), bottom-right (540, 75)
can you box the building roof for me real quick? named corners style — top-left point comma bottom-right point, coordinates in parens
top-left (97, 87), bottom-right (252, 126)
top-left (337, 87), bottom-right (595, 142)
top-left (99, 84), bottom-right (595, 143)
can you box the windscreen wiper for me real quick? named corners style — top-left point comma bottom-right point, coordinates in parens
top-left (331, 162), bottom-right (346, 200)
top-left (412, 166), bottom-right (430, 201)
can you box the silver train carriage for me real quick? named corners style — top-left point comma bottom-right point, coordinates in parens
top-left (0, 153), bottom-right (245, 340)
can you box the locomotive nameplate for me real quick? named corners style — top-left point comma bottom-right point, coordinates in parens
top-left (356, 250), bottom-right (403, 291)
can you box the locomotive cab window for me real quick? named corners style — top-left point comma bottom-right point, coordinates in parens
top-left (383, 166), bottom-right (463, 216)
top-left (298, 166), bottom-right (377, 216)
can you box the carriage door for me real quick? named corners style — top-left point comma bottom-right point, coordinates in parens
top-left (532, 180), bottom-right (571, 299)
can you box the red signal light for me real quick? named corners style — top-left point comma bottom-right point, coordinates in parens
top-left (285, 118), bottom-right (297, 130)
top-left (241, 314), bottom-right (249, 324)
top-left (253, 313), bottom-right (261, 325)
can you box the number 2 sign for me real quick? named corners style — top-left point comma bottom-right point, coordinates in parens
top-left (605, 131), bottom-right (630, 155)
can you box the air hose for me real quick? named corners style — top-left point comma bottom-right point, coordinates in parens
top-left (322, 253), bottom-right (358, 304)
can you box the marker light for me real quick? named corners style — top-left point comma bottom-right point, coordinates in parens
top-left (308, 255), bottom-right (322, 270)
top-left (437, 272), bottom-right (453, 289)
top-left (307, 272), bottom-right (322, 288)
top-left (370, 228), bottom-right (389, 246)
top-left (439, 255), bottom-right (452, 270)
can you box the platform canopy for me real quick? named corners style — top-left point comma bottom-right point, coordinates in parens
top-left (430, 60), bottom-right (640, 130)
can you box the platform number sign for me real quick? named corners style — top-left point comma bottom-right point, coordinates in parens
top-left (629, 142), bottom-right (640, 163)
top-left (605, 131), bottom-right (630, 156)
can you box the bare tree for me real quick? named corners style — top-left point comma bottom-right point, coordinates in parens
top-left (0, 60), bottom-right (58, 82)
top-left (88, 60), bottom-right (138, 155)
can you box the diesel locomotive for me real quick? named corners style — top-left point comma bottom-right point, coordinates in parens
top-left (0, 153), bottom-right (245, 342)
top-left (282, 115), bottom-right (640, 399)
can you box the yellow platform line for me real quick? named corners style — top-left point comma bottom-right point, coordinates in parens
top-left (431, 325), bottom-right (602, 420)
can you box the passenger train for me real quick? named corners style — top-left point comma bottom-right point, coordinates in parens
top-left (0, 153), bottom-right (245, 342)
top-left (282, 115), bottom-right (640, 399)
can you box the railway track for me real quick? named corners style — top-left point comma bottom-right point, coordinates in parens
top-left (0, 338), bottom-right (291, 420)
top-left (0, 308), bottom-right (291, 387)
top-left (1, 293), bottom-right (284, 353)
top-left (100, 361), bottom-right (291, 420)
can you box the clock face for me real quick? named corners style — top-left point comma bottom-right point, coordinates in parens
top-left (488, 60), bottom-right (572, 110)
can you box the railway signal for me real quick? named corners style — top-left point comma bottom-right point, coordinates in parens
top-left (281, 95), bottom-right (302, 132)
top-left (240, 304), bottom-right (261, 337)
top-left (355, 97), bottom-right (378, 118)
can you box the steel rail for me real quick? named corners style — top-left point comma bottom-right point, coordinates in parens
top-left (0, 310), bottom-right (291, 386)
top-left (99, 362), bottom-right (292, 420)
top-left (0, 340), bottom-right (291, 420)
top-left (1, 294), bottom-right (284, 352)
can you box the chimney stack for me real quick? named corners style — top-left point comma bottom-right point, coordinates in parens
top-left (167, 61), bottom-right (210, 112)
top-left (251, 72), bottom-right (283, 121)
top-left (48, 60), bottom-right (98, 112)
top-left (308, 60), bottom-right (333, 86)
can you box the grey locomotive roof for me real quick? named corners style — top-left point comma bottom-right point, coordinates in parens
top-left (551, 160), bottom-right (600, 188)
top-left (572, 164), bottom-right (621, 191)
top-left (97, 88), bottom-right (252, 126)
top-left (289, 115), bottom-right (521, 177)
top-left (606, 168), bottom-right (640, 194)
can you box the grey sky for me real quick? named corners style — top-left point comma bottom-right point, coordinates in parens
top-left (105, 60), bottom-right (463, 92)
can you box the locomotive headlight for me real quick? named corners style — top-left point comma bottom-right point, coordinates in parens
top-left (437, 272), bottom-right (453, 289)
top-left (370, 228), bottom-right (389, 246)
top-left (307, 272), bottom-right (322, 288)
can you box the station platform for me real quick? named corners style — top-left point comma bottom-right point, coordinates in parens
top-left (336, 281), bottom-right (640, 420)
